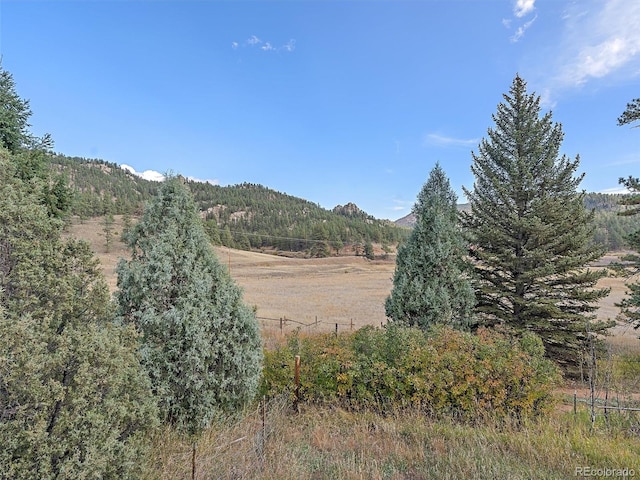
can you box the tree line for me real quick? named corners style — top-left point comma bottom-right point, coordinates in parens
top-left (0, 65), bottom-right (261, 477)
top-left (386, 75), bottom-right (638, 376)
top-left (51, 152), bottom-right (638, 255)
top-left (49, 155), bottom-right (409, 255)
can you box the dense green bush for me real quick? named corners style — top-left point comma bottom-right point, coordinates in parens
top-left (262, 325), bottom-right (561, 418)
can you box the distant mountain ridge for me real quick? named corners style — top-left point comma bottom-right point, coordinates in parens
top-left (393, 194), bottom-right (636, 252)
top-left (50, 154), bottom-right (409, 255)
top-left (394, 203), bottom-right (471, 227)
top-left (49, 154), bottom-right (637, 252)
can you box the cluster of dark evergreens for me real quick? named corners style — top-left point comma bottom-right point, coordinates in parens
top-left (386, 76), bottom-right (637, 376)
top-left (49, 154), bottom-right (159, 217)
top-left (194, 182), bottom-right (405, 254)
top-left (0, 66), bottom-right (262, 478)
top-left (584, 192), bottom-right (639, 250)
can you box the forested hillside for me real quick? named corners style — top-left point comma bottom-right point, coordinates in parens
top-left (50, 154), bottom-right (408, 255)
top-left (50, 155), bottom-right (159, 216)
top-left (397, 192), bottom-right (639, 252)
top-left (588, 193), bottom-right (640, 251)
top-left (50, 155), bottom-right (638, 254)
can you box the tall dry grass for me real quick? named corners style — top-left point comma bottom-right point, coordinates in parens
top-left (142, 399), bottom-right (640, 479)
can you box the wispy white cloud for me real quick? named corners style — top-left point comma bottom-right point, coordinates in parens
top-left (514, 0), bottom-right (536, 18)
top-left (282, 39), bottom-right (296, 52)
top-left (390, 198), bottom-right (412, 213)
top-left (261, 42), bottom-right (275, 52)
top-left (424, 133), bottom-right (479, 148)
top-left (503, 0), bottom-right (537, 42)
top-left (187, 176), bottom-right (220, 186)
top-left (233, 36), bottom-right (296, 53)
top-left (511, 14), bottom-right (537, 43)
top-left (551, 0), bottom-right (640, 92)
top-left (121, 164), bottom-right (166, 182)
top-left (139, 170), bottom-right (164, 182)
top-left (120, 164), bottom-right (219, 185)
top-left (599, 186), bottom-right (630, 194)
top-left (603, 154), bottom-right (640, 168)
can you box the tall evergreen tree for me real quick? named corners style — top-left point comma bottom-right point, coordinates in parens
top-left (616, 188), bottom-right (640, 329)
top-left (0, 147), bottom-right (157, 479)
top-left (363, 238), bottom-right (375, 260)
top-left (461, 76), bottom-right (611, 373)
top-left (0, 65), bottom-right (32, 154)
top-left (115, 177), bottom-right (262, 437)
top-left (618, 98), bottom-right (640, 127)
top-left (204, 219), bottom-right (222, 245)
top-left (386, 163), bottom-right (475, 330)
top-left (310, 223), bottom-right (331, 258)
top-left (220, 224), bottom-right (234, 248)
top-left (616, 99), bottom-right (640, 330)
top-left (0, 65), bottom-right (71, 220)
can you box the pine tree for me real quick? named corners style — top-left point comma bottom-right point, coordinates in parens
top-left (102, 212), bottom-right (115, 253)
top-left (0, 147), bottom-right (157, 478)
top-left (615, 99), bottom-right (640, 330)
top-left (616, 204), bottom-right (640, 329)
top-left (386, 163), bottom-right (475, 330)
top-left (204, 219), bottom-right (222, 245)
top-left (310, 223), bottom-right (331, 258)
top-left (220, 224), bottom-right (234, 248)
top-left (363, 239), bottom-right (375, 260)
top-left (0, 65), bottom-right (32, 153)
top-left (115, 177), bottom-right (262, 437)
top-left (461, 76), bottom-right (611, 373)
top-left (618, 98), bottom-right (640, 127)
top-left (0, 65), bottom-right (71, 220)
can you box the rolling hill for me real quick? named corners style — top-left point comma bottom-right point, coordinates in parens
top-left (50, 154), bottom-right (410, 255)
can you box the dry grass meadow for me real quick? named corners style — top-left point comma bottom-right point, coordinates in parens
top-left (65, 215), bottom-right (639, 347)
top-left (66, 216), bottom-right (395, 334)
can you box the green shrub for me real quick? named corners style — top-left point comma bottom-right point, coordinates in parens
top-left (613, 352), bottom-right (640, 392)
top-left (261, 326), bottom-right (561, 419)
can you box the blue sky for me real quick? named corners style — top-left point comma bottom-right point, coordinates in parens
top-left (1, 0), bottom-right (639, 220)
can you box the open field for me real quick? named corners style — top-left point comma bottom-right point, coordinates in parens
top-left (65, 216), bottom-right (395, 333)
top-left (65, 216), bottom-right (639, 347)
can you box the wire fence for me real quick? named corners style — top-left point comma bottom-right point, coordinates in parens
top-left (572, 388), bottom-right (640, 432)
top-left (256, 314), bottom-right (387, 335)
top-left (154, 395), bottom-right (292, 480)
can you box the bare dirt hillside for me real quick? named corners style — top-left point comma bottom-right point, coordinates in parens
top-left (65, 216), bottom-right (639, 347)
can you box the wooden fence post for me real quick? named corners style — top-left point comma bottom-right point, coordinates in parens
top-left (191, 442), bottom-right (197, 480)
top-left (261, 395), bottom-right (266, 459)
top-left (294, 355), bottom-right (301, 408)
top-left (335, 323), bottom-right (338, 336)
